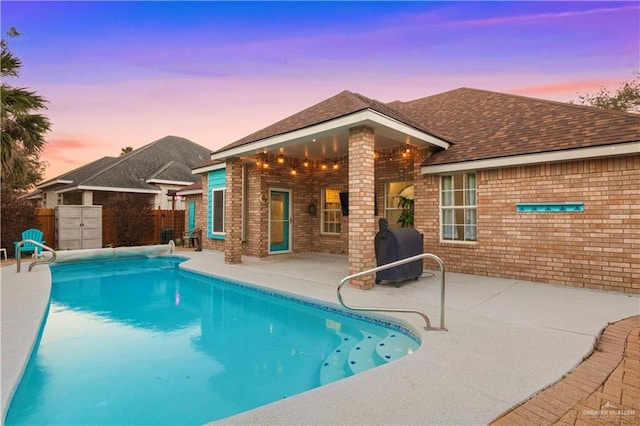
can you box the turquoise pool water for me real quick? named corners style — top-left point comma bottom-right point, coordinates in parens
top-left (6, 256), bottom-right (419, 425)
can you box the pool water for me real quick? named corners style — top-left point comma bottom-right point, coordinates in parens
top-left (6, 256), bottom-right (419, 425)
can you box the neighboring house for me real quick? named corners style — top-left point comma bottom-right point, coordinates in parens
top-left (190, 88), bottom-right (639, 294)
top-left (175, 179), bottom-right (204, 238)
top-left (32, 136), bottom-right (212, 209)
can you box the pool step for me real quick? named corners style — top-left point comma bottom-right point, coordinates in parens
top-left (319, 332), bottom-right (359, 386)
top-left (346, 333), bottom-right (381, 374)
top-left (375, 332), bottom-right (416, 362)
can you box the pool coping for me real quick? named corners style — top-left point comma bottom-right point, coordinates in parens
top-left (490, 315), bottom-right (640, 425)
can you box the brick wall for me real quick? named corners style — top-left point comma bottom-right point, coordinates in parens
top-left (417, 155), bottom-right (640, 294)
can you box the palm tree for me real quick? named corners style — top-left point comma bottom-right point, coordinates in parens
top-left (1, 29), bottom-right (51, 190)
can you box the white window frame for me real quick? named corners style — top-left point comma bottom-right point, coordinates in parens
top-left (321, 188), bottom-right (342, 235)
top-left (210, 187), bottom-right (225, 236)
top-left (440, 173), bottom-right (477, 242)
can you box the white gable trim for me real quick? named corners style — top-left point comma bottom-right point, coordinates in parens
top-left (145, 179), bottom-right (193, 185)
top-left (421, 141), bottom-right (640, 174)
top-left (192, 162), bottom-right (226, 174)
top-left (36, 179), bottom-right (74, 189)
top-left (176, 189), bottom-right (203, 196)
top-left (212, 109), bottom-right (450, 160)
top-left (55, 185), bottom-right (162, 195)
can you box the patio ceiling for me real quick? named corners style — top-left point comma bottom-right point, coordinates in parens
top-left (211, 109), bottom-right (450, 163)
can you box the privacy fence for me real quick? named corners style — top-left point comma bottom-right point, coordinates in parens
top-left (35, 208), bottom-right (185, 249)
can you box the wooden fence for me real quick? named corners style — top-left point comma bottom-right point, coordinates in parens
top-left (35, 208), bottom-right (185, 248)
top-left (35, 208), bottom-right (55, 248)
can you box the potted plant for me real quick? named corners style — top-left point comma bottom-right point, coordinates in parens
top-left (396, 196), bottom-right (414, 227)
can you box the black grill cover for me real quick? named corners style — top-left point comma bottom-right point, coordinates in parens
top-left (374, 218), bottom-right (423, 284)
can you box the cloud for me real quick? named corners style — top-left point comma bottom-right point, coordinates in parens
top-left (438, 4), bottom-right (639, 28)
top-left (512, 79), bottom-right (620, 97)
top-left (42, 135), bottom-right (112, 177)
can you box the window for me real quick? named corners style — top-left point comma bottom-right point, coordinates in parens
top-left (385, 181), bottom-right (414, 227)
top-left (441, 173), bottom-right (476, 241)
top-left (211, 188), bottom-right (225, 235)
top-left (321, 188), bottom-right (342, 234)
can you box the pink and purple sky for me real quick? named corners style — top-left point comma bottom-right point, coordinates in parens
top-left (2, 1), bottom-right (638, 181)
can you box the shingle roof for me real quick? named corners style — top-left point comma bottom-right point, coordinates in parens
top-left (216, 90), bottom-right (429, 152)
top-left (39, 136), bottom-right (211, 191)
top-left (215, 87), bottom-right (640, 166)
top-left (38, 156), bottom-right (119, 187)
top-left (389, 88), bottom-right (640, 166)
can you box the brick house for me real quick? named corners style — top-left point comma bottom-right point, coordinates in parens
top-left (187, 88), bottom-right (640, 293)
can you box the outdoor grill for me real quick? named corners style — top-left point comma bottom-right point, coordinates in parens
top-left (374, 218), bottom-right (424, 286)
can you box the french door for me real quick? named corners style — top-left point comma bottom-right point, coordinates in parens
top-left (269, 189), bottom-right (291, 253)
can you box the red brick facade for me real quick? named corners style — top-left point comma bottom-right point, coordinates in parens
top-left (417, 155), bottom-right (640, 294)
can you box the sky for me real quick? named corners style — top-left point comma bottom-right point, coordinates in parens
top-left (2, 1), bottom-right (638, 181)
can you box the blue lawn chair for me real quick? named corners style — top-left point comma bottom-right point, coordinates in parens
top-left (14, 228), bottom-right (45, 258)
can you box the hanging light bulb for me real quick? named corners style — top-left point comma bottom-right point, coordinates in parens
top-left (303, 158), bottom-right (310, 167)
top-left (277, 154), bottom-right (285, 164)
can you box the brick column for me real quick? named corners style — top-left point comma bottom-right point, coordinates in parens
top-left (348, 126), bottom-right (376, 289)
top-left (412, 148), bottom-right (429, 235)
top-left (224, 158), bottom-right (242, 264)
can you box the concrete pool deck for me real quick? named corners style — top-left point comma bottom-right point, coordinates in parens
top-left (1, 249), bottom-right (639, 425)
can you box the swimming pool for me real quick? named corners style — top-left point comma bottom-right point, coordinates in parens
top-left (6, 256), bottom-right (419, 425)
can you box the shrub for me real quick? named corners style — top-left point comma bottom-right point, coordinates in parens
top-left (103, 193), bottom-right (153, 246)
top-left (1, 184), bottom-right (38, 257)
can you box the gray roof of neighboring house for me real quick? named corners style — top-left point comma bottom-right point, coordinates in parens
top-left (38, 135), bottom-right (212, 192)
top-left (214, 88), bottom-right (640, 165)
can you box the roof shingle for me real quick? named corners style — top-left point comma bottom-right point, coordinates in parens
top-left (216, 87), bottom-right (640, 166)
top-left (389, 88), bottom-right (640, 166)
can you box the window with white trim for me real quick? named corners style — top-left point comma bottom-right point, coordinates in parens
top-left (321, 188), bottom-right (342, 234)
top-left (385, 181), bottom-right (414, 227)
top-left (211, 188), bottom-right (225, 235)
top-left (441, 173), bottom-right (476, 241)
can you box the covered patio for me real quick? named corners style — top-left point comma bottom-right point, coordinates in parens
top-left (207, 91), bottom-right (449, 289)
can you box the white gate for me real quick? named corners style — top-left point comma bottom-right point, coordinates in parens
top-left (55, 205), bottom-right (103, 250)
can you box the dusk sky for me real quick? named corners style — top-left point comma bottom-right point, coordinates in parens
top-left (2, 1), bottom-right (638, 181)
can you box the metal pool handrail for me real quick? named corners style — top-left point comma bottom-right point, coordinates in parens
top-left (15, 239), bottom-right (57, 272)
top-left (337, 253), bottom-right (447, 331)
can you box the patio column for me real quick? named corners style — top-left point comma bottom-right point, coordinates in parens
top-left (82, 191), bottom-right (93, 206)
top-left (224, 157), bottom-right (243, 264)
top-left (348, 126), bottom-right (376, 289)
